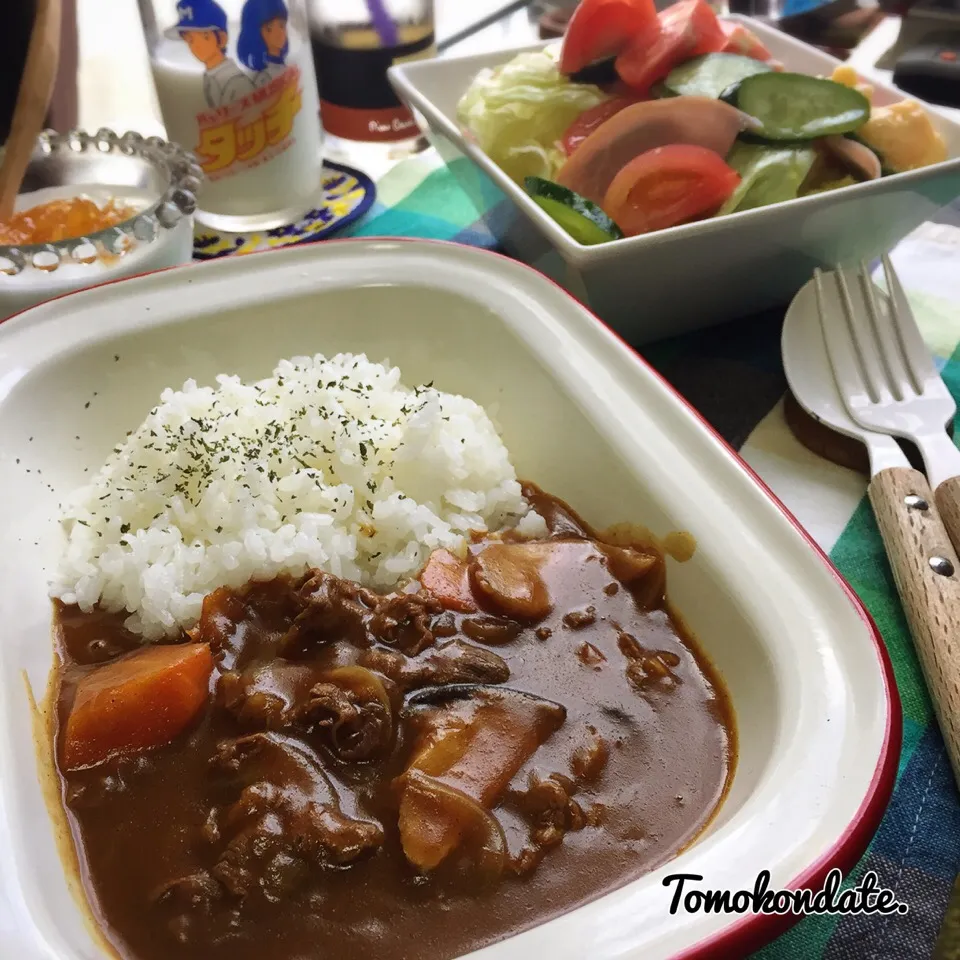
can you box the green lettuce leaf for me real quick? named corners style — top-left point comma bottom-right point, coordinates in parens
top-left (718, 142), bottom-right (818, 216)
top-left (457, 48), bottom-right (608, 184)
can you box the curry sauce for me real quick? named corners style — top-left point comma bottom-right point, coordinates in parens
top-left (51, 486), bottom-right (735, 960)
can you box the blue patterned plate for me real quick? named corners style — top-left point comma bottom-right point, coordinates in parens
top-left (192, 159), bottom-right (375, 260)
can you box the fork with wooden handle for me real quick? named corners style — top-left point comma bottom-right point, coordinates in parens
top-left (820, 257), bottom-right (960, 550)
top-left (874, 259), bottom-right (960, 553)
top-left (813, 266), bottom-right (960, 792)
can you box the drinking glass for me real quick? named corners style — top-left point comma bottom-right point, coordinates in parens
top-left (726, 0), bottom-right (785, 21)
top-left (138, 0), bottom-right (325, 231)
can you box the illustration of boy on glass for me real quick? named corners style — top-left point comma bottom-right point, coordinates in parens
top-left (165, 0), bottom-right (256, 108)
top-left (238, 0), bottom-right (290, 87)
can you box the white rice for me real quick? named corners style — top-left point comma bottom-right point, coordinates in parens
top-left (50, 353), bottom-right (547, 640)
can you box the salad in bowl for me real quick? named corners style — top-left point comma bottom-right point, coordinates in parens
top-left (456, 0), bottom-right (948, 245)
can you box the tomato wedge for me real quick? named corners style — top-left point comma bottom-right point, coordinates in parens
top-left (559, 0), bottom-right (658, 76)
top-left (562, 96), bottom-right (644, 156)
top-left (614, 0), bottom-right (726, 93)
top-left (719, 21), bottom-right (773, 61)
top-left (602, 144), bottom-right (740, 236)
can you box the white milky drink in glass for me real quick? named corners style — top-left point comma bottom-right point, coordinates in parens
top-left (139, 0), bottom-right (325, 231)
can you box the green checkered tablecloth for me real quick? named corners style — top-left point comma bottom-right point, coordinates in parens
top-left (339, 149), bottom-right (960, 959)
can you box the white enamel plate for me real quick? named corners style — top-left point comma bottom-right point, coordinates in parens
top-left (0, 240), bottom-right (898, 960)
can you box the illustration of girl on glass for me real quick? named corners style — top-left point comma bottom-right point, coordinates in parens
top-left (238, 0), bottom-right (290, 87)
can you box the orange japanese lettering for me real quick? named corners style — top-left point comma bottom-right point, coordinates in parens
top-left (236, 115), bottom-right (267, 162)
top-left (196, 121), bottom-right (237, 174)
top-left (194, 69), bottom-right (302, 174)
top-left (264, 82), bottom-right (302, 147)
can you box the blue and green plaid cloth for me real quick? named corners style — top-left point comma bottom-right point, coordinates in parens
top-left (339, 150), bottom-right (960, 958)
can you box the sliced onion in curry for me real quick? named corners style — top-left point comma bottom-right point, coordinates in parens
top-left (460, 613), bottom-right (523, 646)
top-left (304, 665), bottom-right (396, 762)
top-left (211, 731), bottom-right (336, 791)
top-left (324, 665), bottom-right (395, 712)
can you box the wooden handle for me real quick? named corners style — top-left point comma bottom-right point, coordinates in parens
top-left (869, 467), bottom-right (960, 790)
top-left (935, 476), bottom-right (960, 565)
top-left (0, 0), bottom-right (61, 220)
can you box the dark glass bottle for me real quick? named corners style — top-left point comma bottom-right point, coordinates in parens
top-left (308, 0), bottom-right (436, 145)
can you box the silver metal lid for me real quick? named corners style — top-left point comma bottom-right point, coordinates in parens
top-left (0, 128), bottom-right (203, 277)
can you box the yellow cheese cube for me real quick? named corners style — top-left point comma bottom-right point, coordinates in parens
top-left (830, 65), bottom-right (874, 102)
top-left (858, 100), bottom-right (948, 172)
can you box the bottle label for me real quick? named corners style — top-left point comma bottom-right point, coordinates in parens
top-left (313, 30), bottom-right (435, 142)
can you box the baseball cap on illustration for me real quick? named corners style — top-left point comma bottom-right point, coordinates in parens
top-left (164, 0), bottom-right (229, 39)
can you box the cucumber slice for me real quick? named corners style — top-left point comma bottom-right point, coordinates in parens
top-left (724, 73), bottom-right (870, 141)
top-left (650, 81), bottom-right (677, 99)
top-left (663, 53), bottom-right (772, 100)
top-left (718, 142), bottom-right (817, 215)
top-left (524, 176), bottom-right (624, 245)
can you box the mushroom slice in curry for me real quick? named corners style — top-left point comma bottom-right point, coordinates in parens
top-left (468, 542), bottom-right (556, 621)
top-left (396, 686), bottom-right (566, 874)
top-left (359, 639), bottom-right (510, 691)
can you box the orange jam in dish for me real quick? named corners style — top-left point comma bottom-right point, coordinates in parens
top-left (0, 197), bottom-right (136, 246)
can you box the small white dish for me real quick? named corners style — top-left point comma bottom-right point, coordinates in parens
top-left (388, 16), bottom-right (960, 344)
top-left (0, 239), bottom-right (897, 959)
top-left (0, 129), bottom-right (199, 320)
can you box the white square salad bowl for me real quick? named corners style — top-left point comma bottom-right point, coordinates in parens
top-left (0, 240), bottom-right (897, 960)
top-left (388, 16), bottom-right (960, 345)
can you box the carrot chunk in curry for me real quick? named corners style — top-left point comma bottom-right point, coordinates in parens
top-left (61, 642), bottom-right (213, 770)
top-left (420, 548), bottom-right (477, 613)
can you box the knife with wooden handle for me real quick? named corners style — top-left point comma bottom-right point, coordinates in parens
top-left (869, 468), bottom-right (960, 787)
top-left (936, 477), bottom-right (960, 563)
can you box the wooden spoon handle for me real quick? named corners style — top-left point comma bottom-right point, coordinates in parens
top-left (0, 0), bottom-right (62, 220)
top-left (869, 467), bottom-right (960, 790)
top-left (935, 475), bottom-right (960, 564)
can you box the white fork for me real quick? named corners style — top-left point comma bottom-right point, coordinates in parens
top-left (815, 256), bottom-right (960, 552)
